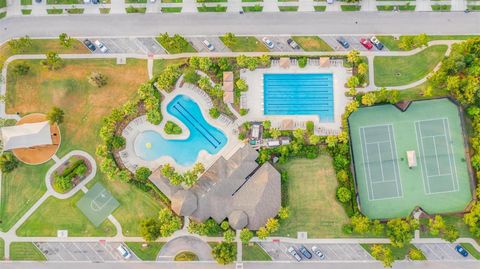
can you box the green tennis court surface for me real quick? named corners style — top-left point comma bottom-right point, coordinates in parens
top-left (349, 98), bottom-right (472, 219)
top-left (77, 183), bottom-right (120, 227)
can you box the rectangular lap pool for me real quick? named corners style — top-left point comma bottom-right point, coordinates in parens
top-left (263, 73), bottom-right (334, 122)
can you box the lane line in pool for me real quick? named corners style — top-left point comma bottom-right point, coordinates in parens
top-left (175, 101), bottom-right (222, 145)
top-left (172, 104), bottom-right (219, 149)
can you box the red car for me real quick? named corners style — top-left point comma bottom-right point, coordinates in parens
top-left (360, 38), bottom-right (373, 50)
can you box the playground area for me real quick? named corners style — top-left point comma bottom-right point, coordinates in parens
top-left (77, 183), bottom-right (120, 227)
top-left (349, 98), bottom-right (473, 219)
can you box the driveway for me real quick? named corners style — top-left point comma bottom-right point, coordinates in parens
top-left (323, 36), bottom-right (389, 52)
top-left (35, 242), bottom-right (138, 262)
top-left (88, 38), bottom-right (166, 54)
top-left (188, 37), bottom-right (230, 53)
top-left (259, 242), bottom-right (372, 261)
top-left (415, 243), bottom-right (475, 261)
top-left (260, 36), bottom-right (302, 53)
top-left (157, 236), bottom-right (213, 261)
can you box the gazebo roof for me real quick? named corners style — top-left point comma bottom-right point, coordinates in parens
top-left (279, 57), bottom-right (290, 69)
top-left (319, 57), bottom-right (330, 67)
top-left (223, 72), bottom-right (234, 82)
top-left (1, 121), bottom-right (52, 150)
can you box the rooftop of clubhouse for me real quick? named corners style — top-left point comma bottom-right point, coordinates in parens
top-left (349, 98), bottom-right (473, 219)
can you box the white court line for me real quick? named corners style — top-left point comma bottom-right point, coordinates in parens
top-left (443, 118), bottom-right (460, 191)
top-left (414, 122), bottom-right (428, 195)
top-left (360, 127), bottom-right (375, 201)
top-left (388, 124), bottom-right (403, 198)
top-left (416, 121), bottom-right (432, 194)
top-left (376, 144), bottom-right (387, 185)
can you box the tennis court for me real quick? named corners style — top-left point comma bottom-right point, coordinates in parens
top-left (349, 98), bottom-right (472, 219)
top-left (77, 183), bottom-right (120, 227)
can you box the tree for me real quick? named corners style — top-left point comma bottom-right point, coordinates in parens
top-left (357, 63), bottom-right (368, 76)
top-left (371, 220), bottom-right (385, 236)
top-left (223, 230), bottom-right (235, 243)
top-left (47, 107), bottom-right (65, 125)
top-left (8, 36), bottom-right (32, 53)
top-left (0, 152), bottom-right (19, 173)
top-left (157, 208), bottom-right (182, 237)
top-left (135, 167), bottom-right (152, 182)
top-left (222, 33), bottom-right (237, 48)
top-left (361, 92), bottom-right (377, 106)
top-left (198, 76), bottom-right (212, 91)
top-left (87, 72), bottom-right (108, 88)
top-left (350, 214), bottom-right (371, 234)
top-left (239, 228), bottom-right (253, 244)
top-left (293, 128), bottom-right (305, 141)
top-left (298, 57), bottom-right (307, 68)
top-left (265, 218), bottom-right (279, 233)
top-left (347, 76), bottom-right (360, 89)
top-left (12, 62), bottom-right (30, 76)
top-left (209, 107), bottom-right (220, 119)
top-left (347, 50), bottom-right (360, 66)
top-left (415, 33), bottom-right (428, 48)
top-left (236, 55), bottom-right (248, 68)
top-left (386, 218), bottom-right (418, 248)
top-left (183, 68), bottom-right (200, 84)
top-left (428, 215), bottom-right (446, 236)
top-left (256, 227), bottom-right (270, 240)
top-left (212, 242), bottom-right (236, 265)
top-left (443, 225), bottom-right (459, 243)
top-left (308, 134), bottom-right (320, 145)
top-left (408, 247), bottom-right (425, 260)
top-left (370, 245), bottom-right (394, 268)
top-left (41, 52), bottom-right (64, 70)
top-left (156, 65), bottom-right (181, 92)
top-left (271, 128), bottom-right (281, 139)
top-left (59, 33), bottom-right (72, 48)
top-left (198, 57), bottom-right (213, 72)
top-left (259, 55), bottom-right (270, 66)
top-left (220, 221), bottom-right (230, 231)
top-left (399, 35), bottom-right (415, 50)
top-left (140, 217), bottom-right (160, 242)
top-left (236, 79), bottom-right (248, 91)
top-left (336, 187), bottom-right (352, 203)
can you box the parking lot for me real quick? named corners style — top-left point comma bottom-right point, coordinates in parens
top-left (188, 37), bottom-right (230, 53)
top-left (323, 36), bottom-right (388, 52)
top-left (35, 242), bottom-right (138, 262)
top-left (84, 38), bottom-right (165, 55)
top-left (259, 242), bottom-right (372, 262)
top-left (415, 243), bottom-right (475, 261)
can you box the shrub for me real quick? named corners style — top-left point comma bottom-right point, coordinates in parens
top-left (12, 62), bottom-right (30, 76)
top-left (164, 121), bottom-right (182, 135)
top-left (298, 57), bottom-right (307, 68)
top-left (87, 72), bottom-right (108, 88)
top-left (336, 187), bottom-right (352, 203)
top-left (0, 152), bottom-right (19, 173)
top-left (111, 135), bottom-right (126, 149)
top-left (240, 228), bottom-right (253, 243)
top-left (135, 167), bottom-right (152, 182)
top-left (212, 242), bottom-right (236, 265)
top-left (408, 247), bottom-right (425, 260)
top-left (209, 107), bottom-right (220, 118)
top-left (183, 68), bottom-right (200, 84)
top-left (239, 108), bottom-right (248, 116)
top-left (47, 106), bottom-right (65, 124)
top-left (157, 33), bottom-right (191, 54)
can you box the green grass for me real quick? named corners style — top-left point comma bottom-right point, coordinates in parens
top-left (17, 191), bottom-right (116, 237)
top-left (0, 12), bottom-right (6, 19)
top-left (126, 6), bottom-right (147, 13)
top-left (419, 215), bottom-right (476, 239)
top-left (10, 242), bottom-right (46, 261)
top-left (398, 81), bottom-right (449, 101)
top-left (467, 5), bottom-right (480, 11)
top-left (431, 4), bottom-right (451, 11)
top-left (162, 0), bottom-right (182, 2)
top-left (0, 238), bottom-right (4, 260)
top-left (0, 0), bottom-right (6, 8)
top-left (399, 4), bottom-right (415, 10)
top-left (341, 5), bottom-right (361, 11)
top-left (374, 45), bottom-right (448, 87)
top-left (377, 35), bottom-right (477, 51)
top-left (377, 5), bottom-right (394, 10)
top-left (125, 0), bottom-right (147, 3)
top-left (21, 0), bottom-right (32, 5)
top-left (220, 36), bottom-right (268, 52)
top-left (243, 5), bottom-right (263, 12)
top-left (279, 6), bottom-right (298, 11)
top-left (126, 242), bottom-right (165, 260)
top-left (314, 5), bottom-right (326, 11)
top-left (361, 244), bottom-right (411, 260)
top-left (100, 8), bottom-right (110, 14)
top-left (377, 5), bottom-right (415, 11)
top-left (21, 9), bottom-right (32, 15)
top-left (47, 8), bottom-right (63, 14)
top-left (197, 5), bottom-right (228, 12)
top-left (175, 251), bottom-right (199, 261)
top-left (242, 0), bottom-right (262, 2)
top-left (47, 0), bottom-right (81, 3)
top-left (152, 58), bottom-right (187, 76)
top-left (460, 243), bottom-right (480, 259)
top-left (67, 8), bottom-right (84, 14)
top-left (242, 243), bottom-right (272, 261)
top-left (155, 37), bottom-right (196, 54)
top-left (162, 7), bottom-right (182, 12)
top-left (197, 0), bottom-right (227, 2)
top-left (274, 155), bottom-right (350, 238)
top-left (291, 36), bottom-right (333, 51)
top-left (0, 161), bottom-right (53, 232)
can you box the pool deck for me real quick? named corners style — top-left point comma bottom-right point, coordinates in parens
top-left (121, 83), bottom-right (243, 173)
top-left (240, 62), bottom-right (350, 133)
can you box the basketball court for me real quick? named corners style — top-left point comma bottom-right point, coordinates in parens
top-left (77, 183), bottom-right (120, 227)
top-left (349, 98), bottom-right (472, 219)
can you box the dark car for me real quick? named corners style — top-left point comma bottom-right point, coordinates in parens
top-left (83, 39), bottom-right (96, 52)
top-left (287, 38), bottom-right (300, 50)
top-left (299, 245), bottom-right (312, 259)
top-left (455, 245), bottom-right (469, 257)
top-left (370, 36), bottom-right (384, 50)
top-left (336, 37), bottom-right (350, 49)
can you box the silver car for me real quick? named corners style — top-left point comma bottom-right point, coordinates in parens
top-left (311, 246), bottom-right (325, 260)
top-left (262, 37), bottom-right (275, 49)
top-left (287, 246), bottom-right (302, 262)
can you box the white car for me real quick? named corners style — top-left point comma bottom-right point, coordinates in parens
top-left (287, 246), bottom-right (302, 262)
top-left (117, 245), bottom-right (132, 259)
top-left (311, 246), bottom-right (325, 260)
top-left (203, 40), bottom-right (215, 51)
top-left (94, 40), bottom-right (108, 53)
top-left (262, 37), bottom-right (275, 49)
top-left (369, 36), bottom-right (384, 50)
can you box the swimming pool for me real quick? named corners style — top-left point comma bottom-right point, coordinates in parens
top-left (134, 95), bottom-right (228, 166)
top-left (263, 73), bottom-right (334, 122)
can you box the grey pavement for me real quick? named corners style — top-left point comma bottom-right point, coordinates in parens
top-left (157, 235), bottom-right (213, 261)
top-left (36, 242), bottom-right (138, 262)
top-left (189, 36), bottom-right (230, 52)
top-left (0, 13), bottom-right (480, 45)
top-left (415, 243), bottom-right (475, 261)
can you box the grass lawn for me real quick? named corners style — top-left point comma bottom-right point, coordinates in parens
top-left (220, 36), bottom-right (269, 52)
top-left (22, 9), bottom-right (32, 15)
top-left (0, 0), bottom-right (5, 8)
top-left (197, 6), bottom-right (228, 12)
top-left (398, 81), bottom-right (449, 101)
top-left (66, 8), bottom-right (84, 14)
top-left (126, 242), bottom-right (165, 260)
top-left (47, 0), bottom-right (80, 3)
top-left (242, 243), bottom-right (272, 261)
top-left (100, 8), bottom-right (111, 13)
top-left (0, 161), bottom-right (53, 232)
top-left (419, 215), bottom-right (477, 240)
top-left (162, 0), bottom-right (182, 2)
top-left (16, 191), bottom-right (116, 237)
top-left (161, 7), bottom-right (182, 12)
top-left (341, 5), bottom-right (361, 11)
top-left (279, 6), bottom-right (299, 11)
top-left (21, 0), bottom-right (32, 4)
top-left (243, 5), bottom-right (263, 12)
top-left (361, 244), bottom-right (411, 260)
top-left (373, 45), bottom-right (447, 87)
top-left (126, 6), bottom-right (147, 13)
top-left (314, 5), bottom-right (326, 11)
top-left (47, 8), bottom-right (63, 14)
top-left (10, 242), bottom-right (46, 261)
top-left (431, 4), bottom-right (451, 11)
top-left (377, 35), bottom-right (477, 51)
top-left (460, 243), bottom-right (480, 259)
top-left (152, 58), bottom-right (187, 76)
top-left (274, 155), bottom-right (350, 238)
top-left (291, 36), bottom-right (333, 51)
top-left (155, 37), bottom-right (196, 54)
top-left (0, 238), bottom-right (4, 259)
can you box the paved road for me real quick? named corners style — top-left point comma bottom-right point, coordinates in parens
top-left (0, 12), bottom-right (479, 44)
top-left (0, 260), bottom-right (479, 269)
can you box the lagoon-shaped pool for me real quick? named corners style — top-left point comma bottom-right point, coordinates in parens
top-left (134, 95), bottom-right (228, 166)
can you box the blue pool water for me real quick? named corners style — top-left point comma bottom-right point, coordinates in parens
top-left (134, 95), bottom-right (228, 166)
top-left (263, 73), bottom-right (334, 122)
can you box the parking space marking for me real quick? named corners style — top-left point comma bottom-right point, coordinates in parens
top-left (59, 242), bottom-right (76, 261)
top-left (101, 243), bottom-right (118, 260)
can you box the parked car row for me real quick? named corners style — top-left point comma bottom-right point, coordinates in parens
top-left (83, 39), bottom-right (108, 53)
top-left (336, 36), bottom-right (384, 50)
top-left (287, 245), bottom-right (325, 262)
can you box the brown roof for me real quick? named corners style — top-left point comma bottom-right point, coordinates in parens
top-left (228, 210), bottom-right (249, 230)
top-left (149, 168), bottom-right (182, 198)
top-left (223, 90), bottom-right (234, 104)
top-left (223, 72), bottom-right (234, 82)
top-left (222, 81), bottom-right (234, 92)
top-left (171, 190), bottom-right (198, 216)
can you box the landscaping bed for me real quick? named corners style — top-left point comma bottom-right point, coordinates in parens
top-left (125, 242), bottom-right (165, 260)
top-left (51, 155), bottom-right (92, 193)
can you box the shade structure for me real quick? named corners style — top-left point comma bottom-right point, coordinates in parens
top-left (1, 121), bottom-right (53, 150)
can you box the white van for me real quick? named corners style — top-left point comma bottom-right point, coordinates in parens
top-left (117, 245), bottom-right (132, 259)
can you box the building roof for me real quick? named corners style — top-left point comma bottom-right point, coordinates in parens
top-left (280, 119), bottom-right (294, 130)
top-left (279, 57), bottom-right (290, 69)
top-left (149, 168), bottom-right (182, 198)
top-left (223, 72), bottom-right (234, 82)
top-left (148, 145), bottom-right (281, 230)
top-left (223, 91), bottom-right (234, 104)
top-left (320, 57), bottom-right (330, 67)
top-left (1, 121), bottom-right (53, 151)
